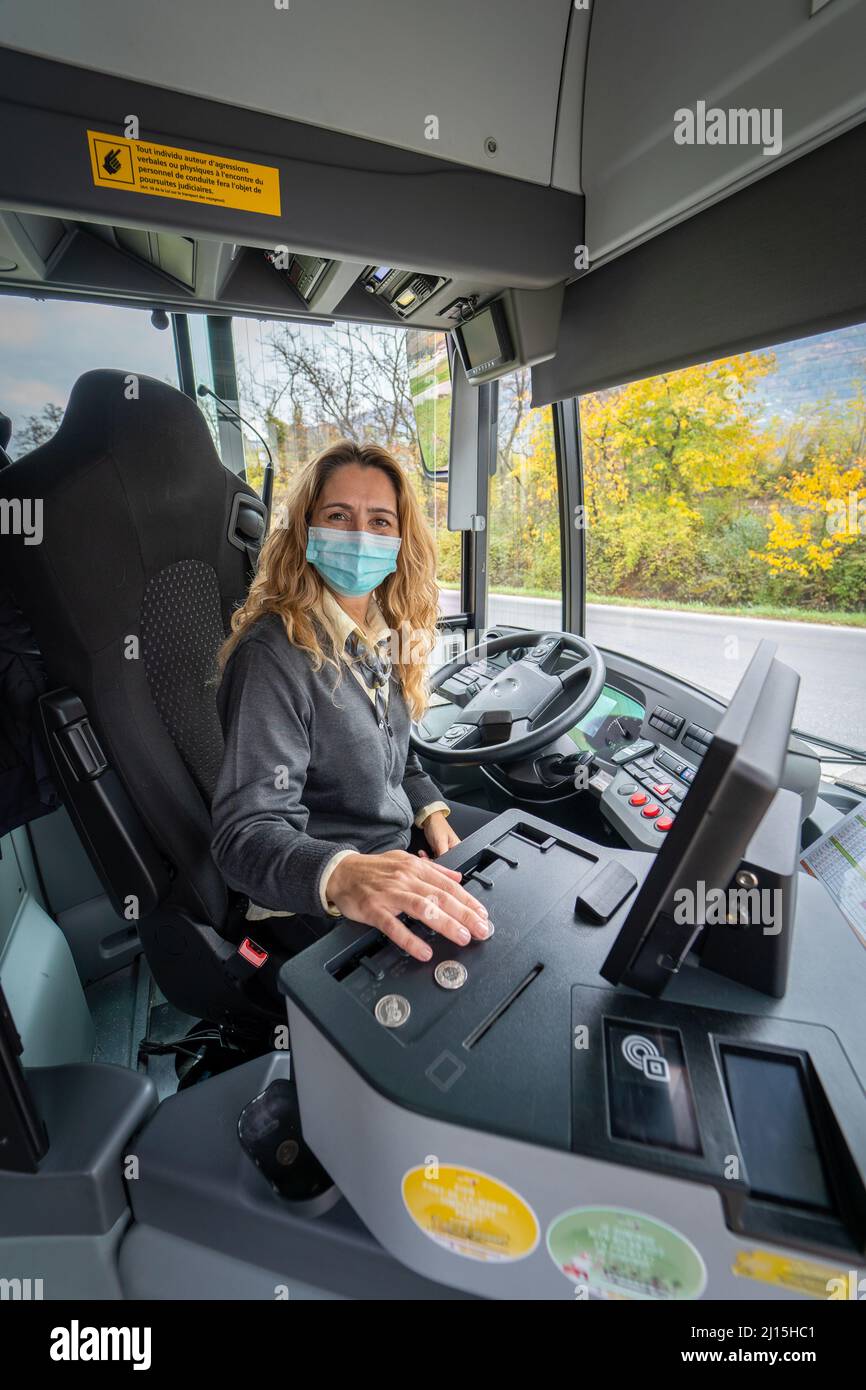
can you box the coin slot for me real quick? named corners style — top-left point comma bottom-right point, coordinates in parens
top-left (463, 965), bottom-right (543, 1050)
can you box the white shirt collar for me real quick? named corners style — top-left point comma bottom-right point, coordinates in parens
top-left (315, 586), bottom-right (391, 654)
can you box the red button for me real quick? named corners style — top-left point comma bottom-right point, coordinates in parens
top-left (641, 803), bottom-right (662, 818)
top-left (655, 816), bottom-right (674, 832)
top-left (629, 792), bottom-right (648, 807)
top-left (652, 783), bottom-right (671, 798)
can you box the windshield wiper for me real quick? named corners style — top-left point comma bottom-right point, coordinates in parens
top-left (792, 727), bottom-right (866, 762)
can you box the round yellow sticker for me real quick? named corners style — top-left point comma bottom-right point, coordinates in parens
top-left (401, 1164), bottom-right (539, 1262)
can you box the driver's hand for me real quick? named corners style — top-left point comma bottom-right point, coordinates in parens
top-left (326, 850), bottom-right (489, 961)
top-left (420, 810), bottom-right (461, 858)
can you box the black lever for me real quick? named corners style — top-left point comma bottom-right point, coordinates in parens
top-left (549, 749), bottom-right (594, 780)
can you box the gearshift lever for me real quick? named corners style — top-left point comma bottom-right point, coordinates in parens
top-left (548, 749), bottom-right (595, 788)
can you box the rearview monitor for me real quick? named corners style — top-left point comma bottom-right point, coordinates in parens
top-left (601, 641), bottom-right (800, 997)
top-left (453, 299), bottom-right (515, 380)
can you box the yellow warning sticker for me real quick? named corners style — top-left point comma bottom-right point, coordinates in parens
top-left (402, 1163), bottom-right (539, 1263)
top-left (86, 130), bottom-right (281, 216)
top-left (732, 1248), bottom-right (849, 1299)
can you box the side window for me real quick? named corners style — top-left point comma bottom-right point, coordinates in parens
top-left (489, 367), bottom-right (561, 628)
top-left (577, 322), bottom-right (866, 778)
top-left (2, 299), bottom-right (178, 458)
top-left (186, 313), bottom-right (221, 450)
top-left (231, 317), bottom-right (455, 611)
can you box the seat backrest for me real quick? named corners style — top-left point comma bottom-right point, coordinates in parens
top-left (0, 370), bottom-right (266, 930)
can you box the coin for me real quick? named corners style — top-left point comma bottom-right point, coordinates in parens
top-left (375, 993), bottom-right (411, 1027)
top-left (434, 960), bottom-right (468, 990)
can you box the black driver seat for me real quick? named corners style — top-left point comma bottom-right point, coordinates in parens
top-left (0, 370), bottom-right (275, 1022)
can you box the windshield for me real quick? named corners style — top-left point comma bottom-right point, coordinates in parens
top-left (577, 322), bottom-right (866, 781)
top-left (1, 298), bottom-right (178, 444)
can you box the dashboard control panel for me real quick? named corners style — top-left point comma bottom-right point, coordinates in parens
top-left (648, 704), bottom-right (685, 738)
top-left (599, 741), bottom-right (700, 850)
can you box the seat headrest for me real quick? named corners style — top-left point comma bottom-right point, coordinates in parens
top-left (23, 368), bottom-right (226, 489)
top-left (0, 367), bottom-right (254, 671)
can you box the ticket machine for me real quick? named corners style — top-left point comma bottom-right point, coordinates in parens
top-left (280, 644), bottom-right (866, 1300)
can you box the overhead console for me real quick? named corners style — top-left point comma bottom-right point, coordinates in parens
top-left (262, 249), bottom-right (368, 315)
top-left (360, 264), bottom-right (450, 319)
top-left (451, 283), bottom-right (564, 385)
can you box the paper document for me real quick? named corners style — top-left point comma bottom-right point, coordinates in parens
top-left (800, 807), bottom-right (866, 948)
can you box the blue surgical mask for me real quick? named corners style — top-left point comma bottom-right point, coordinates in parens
top-left (305, 526), bottom-right (402, 598)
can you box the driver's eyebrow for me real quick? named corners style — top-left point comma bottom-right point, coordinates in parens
top-left (319, 502), bottom-right (397, 519)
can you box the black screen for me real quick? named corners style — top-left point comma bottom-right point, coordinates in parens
top-left (600, 641), bottom-right (799, 996)
top-left (460, 307), bottom-right (503, 368)
top-left (722, 1049), bottom-right (835, 1212)
top-left (605, 1019), bottom-right (702, 1155)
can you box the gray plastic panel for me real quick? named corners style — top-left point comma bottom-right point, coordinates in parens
top-left (0, 828), bottom-right (93, 1067)
top-left (0, 1064), bottom-right (157, 1237)
top-left (0, 48), bottom-right (581, 290)
top-left (118, 1224), bottom-right (346, 1301)
top-left (0, 893), bottom-right (94, 1066)
top-left (0, 0), bottom-right (573, 187)
top-left (0, 1212), bottom-right (128, 1300)
top-left (583, 0), bottom-right (866, 262)
top-left (28, 805), bottom-right (106, 912)
top-left (57, 896), bottom-right (141, 986)
top-left (27, 806), bottom-right (142, 983)
top-left (126, 1052), bottom-right (477, 1299)
top-left (8, 825), bottom-right (46, 912)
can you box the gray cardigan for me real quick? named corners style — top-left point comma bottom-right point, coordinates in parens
top-left (210, 611), bottom-right (443, 917)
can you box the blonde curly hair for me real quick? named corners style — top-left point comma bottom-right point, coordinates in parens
top-left (219, 440), bottom-right (439, 720)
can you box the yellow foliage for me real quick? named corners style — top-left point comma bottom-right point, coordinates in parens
top-left (760, 447), bottom-right (865, 579)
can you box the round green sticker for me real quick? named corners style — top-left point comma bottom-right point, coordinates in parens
top-left (546, 1206), bottom-right (707, 1300)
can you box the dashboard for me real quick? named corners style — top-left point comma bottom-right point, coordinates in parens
top-left (426, 632), bottom-right (822, 857)
top-left (564, 685), bottom-right (644, 759)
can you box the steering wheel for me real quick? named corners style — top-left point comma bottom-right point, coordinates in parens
top-left (411, 630), bottom-right (606, 766)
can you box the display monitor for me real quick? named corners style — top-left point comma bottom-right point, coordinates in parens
top-left (453, 299), bottom-right (514, 378)
top-left (600, 641), bottom-right (800, 996)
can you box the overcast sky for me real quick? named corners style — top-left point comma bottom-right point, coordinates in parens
top-left (0, 295), bottom-right (178, 430)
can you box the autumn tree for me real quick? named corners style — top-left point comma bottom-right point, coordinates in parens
top-left (236, 320), bottom-right (456, 584)
top-left (579, 352), bottom-right (776, 599)
top-left (9, 402), bottom-right (64, 458)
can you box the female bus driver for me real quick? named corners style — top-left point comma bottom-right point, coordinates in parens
top-left (210, 439), bottom-right (493, 963)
